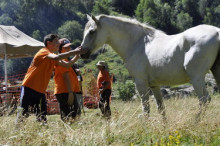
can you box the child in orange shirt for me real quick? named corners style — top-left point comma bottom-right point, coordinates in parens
top-left (17, 34), bottom-right (87, 124)
top-left (54, 38), bottom-right (82, 122)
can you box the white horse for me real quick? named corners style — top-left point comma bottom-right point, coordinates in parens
top-left (81, 14), bottom-right (220, 120)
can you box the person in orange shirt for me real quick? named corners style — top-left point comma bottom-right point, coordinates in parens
top-left (16, 34), bottom-right (87, 124)
top-left (96, 61), bottom-right (112, 118)
top-left (54, 38), bottom-right (82, 122)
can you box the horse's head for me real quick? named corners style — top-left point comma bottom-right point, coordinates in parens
top-left (81, 15), bottom-right (107, 59)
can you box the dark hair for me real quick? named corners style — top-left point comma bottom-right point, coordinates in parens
top-left (97, 65), bottom-right (105, 69)
top-left (44, 34), bottom-right (58, 47)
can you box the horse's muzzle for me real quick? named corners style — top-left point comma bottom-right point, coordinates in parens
top-left (80, 51), bottom-right (91, 59)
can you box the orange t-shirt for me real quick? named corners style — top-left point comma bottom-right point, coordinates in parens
top-left (54, 64), bottom-right (80, 94)
top-left (22, 48), bottom-right (57, 93)
top-left (97, 69), bottom-right (111, 89)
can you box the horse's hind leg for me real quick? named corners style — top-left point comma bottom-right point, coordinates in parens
top-left (184, 40), bottom-right (219, 121)
top-left (151, 87), bottom-right (166, 122)
top-left (185, 62), bottom-right (210, 121)
top-left (189, 75), bottom-right (210, 121)
top-left (211, 53), bottom-right (220, 93)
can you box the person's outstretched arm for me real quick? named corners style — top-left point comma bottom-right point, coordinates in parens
top-left (46, 47), bottom-right (87, 61)
top-left (58, 55), bottom-right (80, 68)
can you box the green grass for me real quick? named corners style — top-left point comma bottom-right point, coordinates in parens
top-left (0, 95), bottom-right (219, 145)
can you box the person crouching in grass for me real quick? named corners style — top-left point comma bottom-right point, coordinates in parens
top-left (16, 34), bottom-right (87, 125)
top-left (54, 38), bottom-right (82, 123)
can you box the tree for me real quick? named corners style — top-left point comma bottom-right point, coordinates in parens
top-left (117, 80), bottom-right (136, 101)
top-left (111, 0), bottom-right (140, 16)
top-left (202, 0), bottom-right (220, 27)
top-left (175, 12), bottom-right (193, 31)
top-left (135, 0), bottom-right (220, 34)
top-left (174, 0), bottom-right (203, 26)
top-left (80, 0), bottom-right (95, 13)
top-left (6, 58), bottom-right (32, 75)
top-left (135, 0), bottom-right (177, 34)
top-left (58, 20), bottom-right (83, 48)
top-left (0, 0), bottom-right (87, 37)
top-left (0, 0), bottom-right (21, 17)
top-left (0, 14), bottom-right (13, 25)
top-left (92, 0), bottom-right (111, 15)
top-left (32, 30), bottom-right (41, 40)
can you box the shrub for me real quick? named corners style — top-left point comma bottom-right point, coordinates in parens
top-left (117, 80), bottom-right (136, 101)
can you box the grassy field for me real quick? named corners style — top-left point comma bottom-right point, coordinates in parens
top-left (0, 95), bottom-right (219, 145)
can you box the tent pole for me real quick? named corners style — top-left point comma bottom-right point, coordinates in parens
top-left (4, 53), bottom-right (8, 93)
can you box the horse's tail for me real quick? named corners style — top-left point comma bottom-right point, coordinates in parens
top-left (217, 28), bottom-right (220, 57)
top-left (218, 28), bottom-right (220, 48)
top-left (210, 28), bottom-right (220, 91)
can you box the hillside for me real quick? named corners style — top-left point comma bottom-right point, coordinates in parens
top-left (0, 0), bottom-right (219, 76)
top-left (78, 45), bottom-right (131, 83)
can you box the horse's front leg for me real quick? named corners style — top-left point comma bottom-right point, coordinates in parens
top-left (151, 86), bottom-right (166, 122)
top-left (135, 80), bottom-right (150, 117)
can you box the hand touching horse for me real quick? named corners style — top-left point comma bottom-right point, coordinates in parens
top-left (81, 14), bottom-right (220, 121)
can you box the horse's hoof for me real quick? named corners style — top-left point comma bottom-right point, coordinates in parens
top-left (138, 113), bottom-right (149, 119)
top-left (95, 112), bottom-right (101, 116)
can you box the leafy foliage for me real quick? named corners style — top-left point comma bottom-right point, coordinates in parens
top-left (111, 0), bottom-right (140, 16)
top-left (117, 80), bottom-right (136, 101)
top-left (135, 0), bottom-right (220, 34)
top-left (92, 0), bottom-right (111, 15)
top-left (5, 58), bottom-right (32, 76)
top-left (58, 20), bottom-right (83, 48)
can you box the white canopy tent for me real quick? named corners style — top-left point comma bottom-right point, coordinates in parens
top-left (0, 25), bottom-right (44, 91)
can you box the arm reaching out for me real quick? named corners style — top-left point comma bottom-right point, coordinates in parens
top-left (58, 54), bottom-right (80, 68)
top-left (46, 46), bottom-right (87, 61)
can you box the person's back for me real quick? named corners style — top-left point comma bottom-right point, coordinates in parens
top-left (22, 47), bottom-right (57, 93)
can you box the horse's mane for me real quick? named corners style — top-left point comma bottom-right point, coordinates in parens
top-left (97, 14), bottom-right (166, 36)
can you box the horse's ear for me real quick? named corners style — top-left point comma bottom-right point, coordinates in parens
top-left (87, 14), bottom-right (91, 20)
top-left (91, 15), bottom-right (99, 25)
